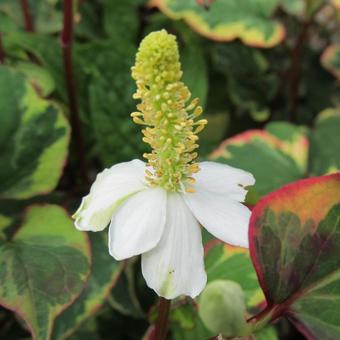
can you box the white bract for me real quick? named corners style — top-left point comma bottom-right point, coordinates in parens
top-left (74, 159), bottom-right (254, 299)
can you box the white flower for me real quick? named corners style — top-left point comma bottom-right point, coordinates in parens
top-left (74, 159), bottom-right (255, 299)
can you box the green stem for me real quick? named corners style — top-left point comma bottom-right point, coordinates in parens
top-left (154, 297), bottom-right (171, 340)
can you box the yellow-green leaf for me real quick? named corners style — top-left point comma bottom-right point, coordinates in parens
top-left (151, 0), bottom-right (285, 47)
top-left (0, 205), bottom-right (91, 340)
top-left (0, 66), bottom-right (70, 199)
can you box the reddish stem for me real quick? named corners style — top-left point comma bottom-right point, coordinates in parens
top-left (287, 21), bottom-right (310, 121)
top-left (287, 3), bottom-right (326, 122)
top-left (154, 298), bottom-right (171, 340)
top-left (20, 0), bottom-right (34, 32)
top-left (0, 33), bottom-right (5, 64)
top-left (61, 0), bottom-right (88, 184)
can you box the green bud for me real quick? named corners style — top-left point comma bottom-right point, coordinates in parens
top-left (199, 280), bottom-right (248, 337)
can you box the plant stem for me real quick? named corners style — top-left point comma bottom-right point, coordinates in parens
top-left (154, 297), bottom-right (171, 340)
top-left (61, 0), bottom-right (88, 184)
top-left (287, 20), bottom-right (310, 122)
top-left (20, 0), bottom-right (34, 32)
top-left (0, 33), bottom-right (5, 64)
top-left (287, 3), bottom-right (326, 122)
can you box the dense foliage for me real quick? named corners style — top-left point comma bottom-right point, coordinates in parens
top-left (0, 0), bottom-right (339, 339)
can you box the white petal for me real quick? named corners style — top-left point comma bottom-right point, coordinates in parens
top-left (108, 188), bottom-right (167, 260)
top-left (194, 161), bottom-right (255, 201)
top-left (142, 193), bottom-right (206, 299)
top-left (184, 190), bottom-right (250, 247)
top-left (183, 161), bottom-right (255, 248)
top-left (74, 159), bottom-right (146, 231)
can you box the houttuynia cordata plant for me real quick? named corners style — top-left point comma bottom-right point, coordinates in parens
top-left (73, 29), bottom-right (255, 337)
top-left (0, 1), bottom-right (339, 340)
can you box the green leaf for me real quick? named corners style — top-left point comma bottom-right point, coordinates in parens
top-left (179, 25), bottom-right (208, 107)
top-left (15, 62), bottom-right (55, 97)
top-left (205, 243), bottom-right (264, 307)
top-left (210, 122), bottom-right (308, 202)
top-left (212, 42), bottom-right (278, 121)
top-left (0, 66), bottom-right (70, 199)
top-left (103, 0), bottom-right (145, 43)
top-left (0, 0), bottom-right (62, 34)
top-left (32, 0), bottom-right (63, 34)
top-left (249, 173), bottom-right (340, 339)
top-left (153, 0), bottom-right (285, 47)
top-left (310, 108), bottom-right (340, 175)
top-left (265, 122), bottom-right (308, 172)
top-left (0, 204), bottom-right (91, 340)
top-left (109, 259), bottom-right (144, 318)
top-left (0, 0), bottom-right (24, 29)
top-left (321, 43), bottom-right (340, 79)
top-left (0, 12), bottom-right (19, 32)
top-left (254, 326), bottom-right (278, 340)
top-left (84, 41), bottom-right (146, 165)
top-left (169, 303), bottom-right (213, 340)
top-left (3, 32), bottom-right (65, 100)
top-left (280, 0), bottom-right (305, 15)
top-left (52, 233), bottom-right (122, 339)
top-left (0, 214), bottom-right (13, 241)
top-left (199, 280), bottom-right (248, 336)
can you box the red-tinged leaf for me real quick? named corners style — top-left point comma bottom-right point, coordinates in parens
top-left (211, 122), bottom-right (308, 202)
top-left (249, 174), bottom-right (340, 339)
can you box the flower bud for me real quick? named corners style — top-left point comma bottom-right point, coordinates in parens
top-left (199, 280), bottom-right (248, 337)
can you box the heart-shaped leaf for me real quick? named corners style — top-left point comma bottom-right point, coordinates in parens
top-left (249, 173), bottom-right (340, 339)
top-left (0, 66), bottom-right (70, 199)
top-left (211, 122), bottom-right (308, 202)
top-left (52, 233), bottom-right (123, 340)
top-left (0, 205), bottom-right (91, 340)
top-left (151, 0), bottom-right (285, 47)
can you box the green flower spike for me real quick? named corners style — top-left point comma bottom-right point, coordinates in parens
top-left (131, 29), bottom-right (207, 192)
